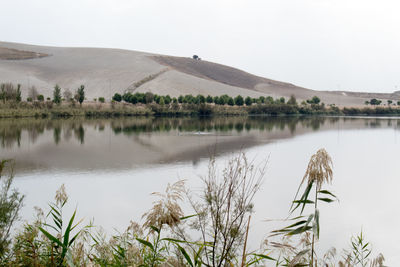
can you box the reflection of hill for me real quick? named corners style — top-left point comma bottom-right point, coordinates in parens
top-left (0, 116), bottom-right (399, 172)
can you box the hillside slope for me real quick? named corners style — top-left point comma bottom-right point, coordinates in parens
top-left (0, 41), bottom-right (395, 106)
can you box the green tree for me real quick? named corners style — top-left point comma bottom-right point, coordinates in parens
top-left (75, 85), bottom-right (85, 106)
top-left (287, 94), bottom-right (297, 105)
top-left (129, 94), bottom-right (138, 104)
top-left (266, 96), bottom-right (274, 104)
top-left (245, 96), bottom-right (252, 106)
top-left (370, 98), bottom-right (381, 105)
top-left (206, 95), bottom-right (213, 103)
top-left (213, 96), bottom-right (220, 104)
top-left (98, 97), bottom-right (105, 103)
top-left (37, 95), bottom-right (44, 102)
top-left (196, 94), bottom-right (205, 104)
top-left (227, 97), bottom-right (234, 106)
top-left (53, 84), bottom-right (62, 104)
top-left (15, 84), bottom-right (21, 102)
top-left (145, 92), bottom-right (154, 104)
top-left (112, 93), bottom-right (122, 102)
top-left (234, 95), bottom-right (244, 106)
top-left (387, 100), bottom-right (392, 106)
top-left (0, 84), bottom-right (5, 104)
top-left (164, 95), bottom-right (172, 105)
top-left (307, 96), bottom-right (321, 105)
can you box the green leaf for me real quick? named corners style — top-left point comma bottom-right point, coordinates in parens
top-left (180, 214), bottom-right (198, 220)
top-left (61, 210), bottom-right (77, 260)
top-left (150, 225), bottom-right (160, 233)
top-left (318, 190), bottom-right (337, 198)
top-left (177, 244), bottom-right (193, 267)
top-left (136, 238), bottom-right (154, 251)
top-left (314, 209), bottom-right (320, 239)
top-left (252, 253), bottom-right (275, 261)
top-left (282, 220), bottom-right (308, 230)
top-left (317, 197), bottom-right (335, 203)
top-left (292, 200), bottom-right (315, 204)
top-left (287, 225), bottom-right (312, 235)
top-left (63, 210), bottom-right (76, 247)
top-left (39, 227), bottom-right (64, 248)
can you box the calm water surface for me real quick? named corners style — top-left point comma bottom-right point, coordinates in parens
top-left (1, 116), bottom-right (399, 265)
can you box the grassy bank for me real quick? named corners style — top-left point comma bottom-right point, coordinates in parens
top-left (1, 101), bottom-right (400, 118)
top-left (0, 102), bottom-right (152, 118)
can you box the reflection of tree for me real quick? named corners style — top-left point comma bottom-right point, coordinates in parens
top-left (74, 125), bottom-right (85, 145)
top-left (63, 127), bottom-right (72, 142)
top-left (0, 127), bottom-right (21, 148)
top-left (53, 126), bottom-right (61, 145)
top-left (0, 116), bottom-right (399, 149)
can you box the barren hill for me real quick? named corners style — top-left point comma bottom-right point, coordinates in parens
top-left (0, 41), bottom-right (396, 106)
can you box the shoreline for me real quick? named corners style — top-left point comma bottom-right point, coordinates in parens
top-left (1, 102), bottom-right (400, 119)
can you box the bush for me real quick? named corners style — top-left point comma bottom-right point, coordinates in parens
top-left (98, 97), bottom-right (105, 103)
top-left (37, 95), bottom-right (44, 102)
top-left (307, 96), bottom-right (321, 104)
top-left (112, 93), bottom-right (122, 102)
top-left (0, 160), bottom-right (24, 257)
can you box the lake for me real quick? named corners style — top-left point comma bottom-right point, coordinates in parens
top-left (1, 116), bottom-right (399, 265)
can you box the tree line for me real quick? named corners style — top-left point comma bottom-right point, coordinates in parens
top-left (112, 91), bottom-right (303, 106)
top-left (0, 83), bottom-right (86, 106)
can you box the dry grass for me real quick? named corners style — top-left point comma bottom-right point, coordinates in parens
top-left (301, 148), bottom-right (333, 190)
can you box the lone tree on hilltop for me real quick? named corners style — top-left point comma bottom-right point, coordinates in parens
top-left (192, 55), bottom-right (201, 60)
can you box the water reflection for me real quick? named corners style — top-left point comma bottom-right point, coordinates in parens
top-left (0, 116), bottom-right (399, 172)
top-left (3, 116), bottom-right (399, 148)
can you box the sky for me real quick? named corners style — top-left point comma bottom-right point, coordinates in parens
top-left (1, 0), bottom-right (400, 93)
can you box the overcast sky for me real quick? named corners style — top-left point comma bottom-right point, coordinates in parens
top-left (2, 0), bottom-right (400, 93)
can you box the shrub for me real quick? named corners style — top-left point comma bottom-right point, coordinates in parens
top-left (307, 96), bottom-right (321, 105)
top-left (0, 160), bottom-right (24, 257)
top-left (98, 97), bottom-right (105, 103)
top-left (37, 95), bottom-right (44, 102)
top-left (112, 93), bottom-right (122, 102)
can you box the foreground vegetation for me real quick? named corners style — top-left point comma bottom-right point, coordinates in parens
top-left (0, 150), bottom-right (386, 266)
top-left (1, 82), bottom-right (400, 118)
